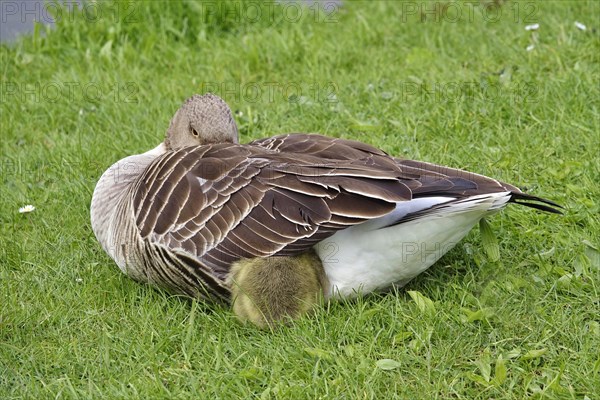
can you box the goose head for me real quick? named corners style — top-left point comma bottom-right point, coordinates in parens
top-left (165, 93), bottom-right (239, 150)
top-left (228, 251), bottom-right (328, 329)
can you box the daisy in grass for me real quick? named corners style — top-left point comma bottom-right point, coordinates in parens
top-left (19, 205), bottom-right (35, 213)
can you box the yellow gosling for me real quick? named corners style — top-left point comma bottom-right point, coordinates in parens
top-left (228, 251), bottom-right (328, 328)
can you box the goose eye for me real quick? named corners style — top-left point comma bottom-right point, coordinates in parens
top-left (190, 126), bottom-right (199, 137)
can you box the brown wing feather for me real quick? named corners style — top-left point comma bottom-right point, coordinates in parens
top-left (133, 141), bottom-right (409, 279)
top-left (133, 134), bottom-right (558, 281)
top-left (396, 159), bottom-right (519, 195)
top-left (253, 134), bottom-right (522, 197)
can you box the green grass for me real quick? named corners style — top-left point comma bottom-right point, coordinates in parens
top-left (1, 0), bottom-right (599, 398)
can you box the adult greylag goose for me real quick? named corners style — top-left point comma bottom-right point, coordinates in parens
top-left (90, 94), bottom-right (561, 327)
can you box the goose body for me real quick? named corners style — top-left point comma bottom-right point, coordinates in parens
top-left (90, 94), bottom-right (560, 308)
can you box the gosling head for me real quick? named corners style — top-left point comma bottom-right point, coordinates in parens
top-left (165, 93), bottom-right (239, 150)
top-left (228, 251), bottom-right (328, 329)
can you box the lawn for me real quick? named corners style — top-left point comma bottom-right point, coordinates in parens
top-left (1, 0), bottom-right (599, 398)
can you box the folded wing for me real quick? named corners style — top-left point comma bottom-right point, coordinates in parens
top-left (133, 134), bottom-right (559, 283)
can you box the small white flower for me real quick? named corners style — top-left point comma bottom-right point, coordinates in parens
top-left (18, 205), bottom-right (36, 213)
top-left (575, 21), bottom-right (587, 31)
top-left (75, 278), bottom-right (83, 283)
top-left (526, 44), bottom-right (535, 52)
top-left (525, 23), bottom-right (540, 31)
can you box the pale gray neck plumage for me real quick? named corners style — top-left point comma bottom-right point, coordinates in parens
top-left (90, 144), bottom-right (166, 259)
